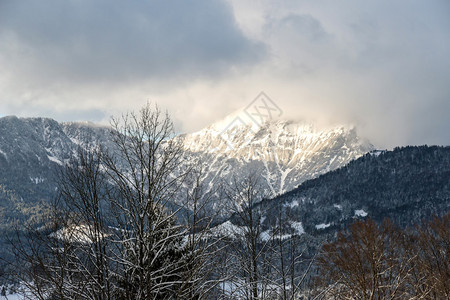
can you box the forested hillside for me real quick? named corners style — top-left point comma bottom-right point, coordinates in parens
top-left (255, 145), bottom-right (450, 235)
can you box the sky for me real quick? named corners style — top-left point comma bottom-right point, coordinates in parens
top-left (0, 0), bottom-right (449, 148)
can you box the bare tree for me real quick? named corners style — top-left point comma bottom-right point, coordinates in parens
top-left (221, 173), bottom-right (274, 300)
top-left (269, 207), bottom-right (317, 300)
top-left (58, 147), bottom-right (114, 299)
top-left (175, 159), bottom-right (224, 299)
top-left (101, 104), bottom-right (191, 299)
top-left (12, 147), bottom-right (115, 300)
top-left (13, 103), bottom-right (215, 299)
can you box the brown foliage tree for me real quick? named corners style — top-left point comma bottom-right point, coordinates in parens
top-left (410, 214), bottom-right (450, 299)
top-left (318, 218), bottom-right (414, 299)
top-left (318, 214), bottom-right (450, 299)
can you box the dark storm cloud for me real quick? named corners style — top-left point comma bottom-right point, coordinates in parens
top-left (0, 0), bottom-right (264, 84)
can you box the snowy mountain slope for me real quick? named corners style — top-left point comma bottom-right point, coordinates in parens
top-left (0, 116), bottom-right (116, 286)
top-left (175, 110), bottom-right (373, 211)
top-left (0, 116), bottom-right (112, 207)
top-left (201, 146), bottom-right (450, 278)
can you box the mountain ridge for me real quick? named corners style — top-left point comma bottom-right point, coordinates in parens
top-left (177, 113), bottom-right (373, 198)
top-left (0, 114), bottom-right (373, 219)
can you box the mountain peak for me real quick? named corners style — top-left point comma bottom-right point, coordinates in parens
top-left (195, 92), bottom-right (285, 138)
top-left (181, 112), bottom-right (370, 156)
top-left (196, 107), bottom-right (261, 137)
top-left (175, 113), bottom-right (373, 197)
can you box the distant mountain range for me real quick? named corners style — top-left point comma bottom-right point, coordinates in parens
top-left (0, 113), bottom-right (374, 285)
top-left (1, 115), bottom-right (448, 237)
top-left (0, 113), bottom-right (373, 222)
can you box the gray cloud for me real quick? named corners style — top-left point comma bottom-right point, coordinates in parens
top-left (0, 0), bottom-right (449, 148)
top-left (0, 0), bottom-right (264, 84)
top-left (269, 14), bottom-right (330, 42)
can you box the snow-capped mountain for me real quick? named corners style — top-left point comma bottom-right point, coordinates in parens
top-left (0, 116), bottom-right (113, 169)
top-left (0, 116), bottom-right (113, 214)
top-left (175, 109), bottom-right (373, 203)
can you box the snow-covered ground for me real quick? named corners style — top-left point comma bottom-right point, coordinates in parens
top-left (315, 223), bottom-right (331, 230)
top-left (2, 293), bottom-right (25, 300)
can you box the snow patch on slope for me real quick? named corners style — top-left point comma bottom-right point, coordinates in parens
top-left (315, 223), bottom-right (331, 230)
top-left (0, 149), bottom-right (7, 160)
top-left (290, 221), bottom-right (305, 235)
top-left (333, 204), bottom-right (342, 210)
top-left (355, 209), bottom-right (368, 217)
top-left (47, 155), bottom-right (63, 166)
top-left (30, 176), bottom-right (45, 184)
top-left (211, 220), bottom-right (244, 238)
top-left (284, 200), bottom-right (299, 209)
